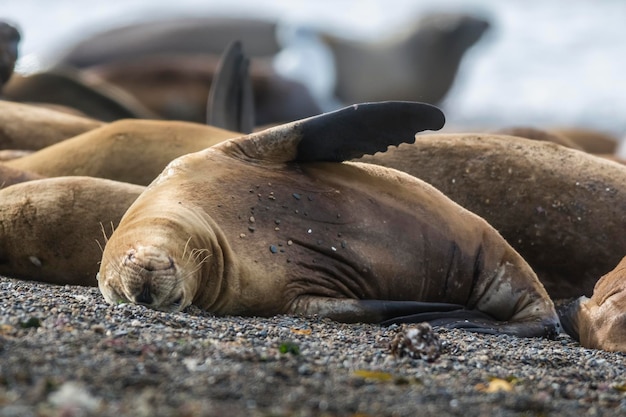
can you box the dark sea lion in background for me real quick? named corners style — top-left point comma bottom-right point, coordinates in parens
top-left (83, 54), bottom-right (321, 126)
top-left (560, 256), bottom-right (626, 352)
top-left (359, 133), bottom-right (626, 299)
top-left (206, 41), bottom-right (255, 133)
top-left (0, 164), bottom-right (42, 188)
top-left (0, 100), bottom-right (103, 150)
top-left (322, 12), bottom-right (490, 105)
top-left (50, 17), bottom-right (281, 68)
top-left (4, 119), bottom-right (238, 185)
top-left (3, 68), bottom-right (159, 122)
top-left (0, 21), bottom-right (20, 88)
top-left (0, 176), bottom-right (144, 286)
top-left (97, 102), bottom-right (560, 338)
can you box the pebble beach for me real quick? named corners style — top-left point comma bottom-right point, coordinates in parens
top-left (1, 276), bottom-right (625, 417)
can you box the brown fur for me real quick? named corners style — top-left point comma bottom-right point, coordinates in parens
top-left (564, 256), bottom-right (626, 352)
top-left (360, 133), bottom-right (626, 299)
top-left (0, 100), bottom-right (103, 150)
top-left (0, 164), bottom-right (42, 188)
top-left (86, 55), bottom-right (322, 126)
top-left (4, 118), bottom-right (239, 185)
top-left (0, 176), bottom-right (144, 285)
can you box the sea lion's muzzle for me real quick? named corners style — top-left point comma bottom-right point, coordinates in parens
top-left (124, 246), bottom-right (175, 272)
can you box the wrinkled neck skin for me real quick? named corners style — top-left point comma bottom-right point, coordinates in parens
top-left (98, 199), bottom-right (239, 313)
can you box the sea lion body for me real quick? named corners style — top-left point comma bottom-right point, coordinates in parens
top-left (0, 100), bottom-right (103, 150)
top-left (85, 54), bottom-right (322, 126)
top-left (360, 133), bottom-right (626, 299)
top-left (0, 164), bottom-right (42, 188)
top-left (98, 102), bottom-right (559, 338)
top-left (4, 118), bottom-right (238, 185)
top-left (0, 176), bottom-right (144, 285)
top-left (324, 12), bottom-right (490, 104)
top-left (560, 256), bottom-right (626, 352)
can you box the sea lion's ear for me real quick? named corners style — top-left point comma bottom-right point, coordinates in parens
top-left (224, 101), bottom-right (445, 163)
top-left (206, 40), bottom-right (255, 134)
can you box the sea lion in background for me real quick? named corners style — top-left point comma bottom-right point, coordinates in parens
top-left (322, 12), bottom-right (490, 105)
top-left (0, 100), bottom-right (103, 150)
top-left (97, 101), bottom-right (560, 339)
top-left (551, 127), bottom-right (619, 155)
top-left (4, 119), bottom-right (238, 185)
top-left (3, 68), bottom-right (159, 122)
top-left (0, 164), bottom-right (42, 188)
top-left (359, 133), bottom-right (626, 299)
top-left (560, 256), bottom-right (626, 352)
top-left (0, 176), bottom-right (144, 286)
top-left (83, 54), bottom-right (321, 126)
top-left (0, 150), bottom-right (33, 161)
top-left (50, 17), bottom-right (282, 68)
top-left (0, 21), bottom-right (20, 88)
top-left (495, 126), bottom-right (584, 151)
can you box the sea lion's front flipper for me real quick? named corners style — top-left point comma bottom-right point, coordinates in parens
top-left (222, 101), bottom-right (445, 163)
top-left (207, 40), bottom-right (255, 133)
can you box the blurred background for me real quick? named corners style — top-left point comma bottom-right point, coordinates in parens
top-left (3, 0), bottom-right (625, 141)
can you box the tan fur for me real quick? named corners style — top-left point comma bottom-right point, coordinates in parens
top-left (5, 118), bottom-right (240, 185)
top-left (0, 176), bottom-right (144, 285)
top-left (574, 256), bottom-right (626, 352)
top-left (552, 127), bottom-right (619, 154)
top-left (360, 133), bottom-right (626, 299)
top-left (0, 164), bottom-right (42, 188)
top-left (0, 100), bottom-right (103, 150)
top-left (98, 139), bottom-right (558, 336)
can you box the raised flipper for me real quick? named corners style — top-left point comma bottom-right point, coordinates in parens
top-left (221, 101), bottom-right (445, 163)
top-left (206, 40), bottom-right (255, 133)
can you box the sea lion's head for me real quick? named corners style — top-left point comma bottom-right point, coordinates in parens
top-left (561, 259), bottom-right (626, 352)
top-left (98, 170), bottom-right (225, 312)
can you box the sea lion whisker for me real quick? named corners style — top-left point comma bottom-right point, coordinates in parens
top-left (181, 236), bottom-right (193, 262)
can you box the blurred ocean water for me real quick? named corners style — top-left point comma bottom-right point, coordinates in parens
top-left (3, 0), bottom-right (626, 139)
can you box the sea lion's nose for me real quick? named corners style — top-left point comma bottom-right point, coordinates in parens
top-left (126, 246), bottom-right (175, 271)
top-left (134, 283), bottom-right (154, 305)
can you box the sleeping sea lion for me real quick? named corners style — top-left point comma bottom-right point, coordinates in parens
top-left (323, 12), bottom-right (490, 105)
top-left (0, 176), bottom-right (144, 286)
top-left (51, 17), bottom-right (282, 68)
top-left (359, 133), bottom-right (626, 299)
top-left (559, 256), bottom-right (626, 352)
top-left (0, 164), bottom-right (42, 188)
top-left (0, 100), bottom-right (103, 150)
top-left (3, 68), bottom-right (158, 122)
top-left (83, 54), bottom-right (321, 126)
top-left (97, 101), bottom-right (559, 338)
top-left (4, 118), bottom-right (238, 185)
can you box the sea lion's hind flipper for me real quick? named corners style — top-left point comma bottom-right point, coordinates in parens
top-left (383, 310), bottom-right (560, 339)
top-left (225, 101), bottom-right (445, 163)
top-left (207, 40), bottom-right (255, 133)
top-left (290, 297), bottom-right (465, 324)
